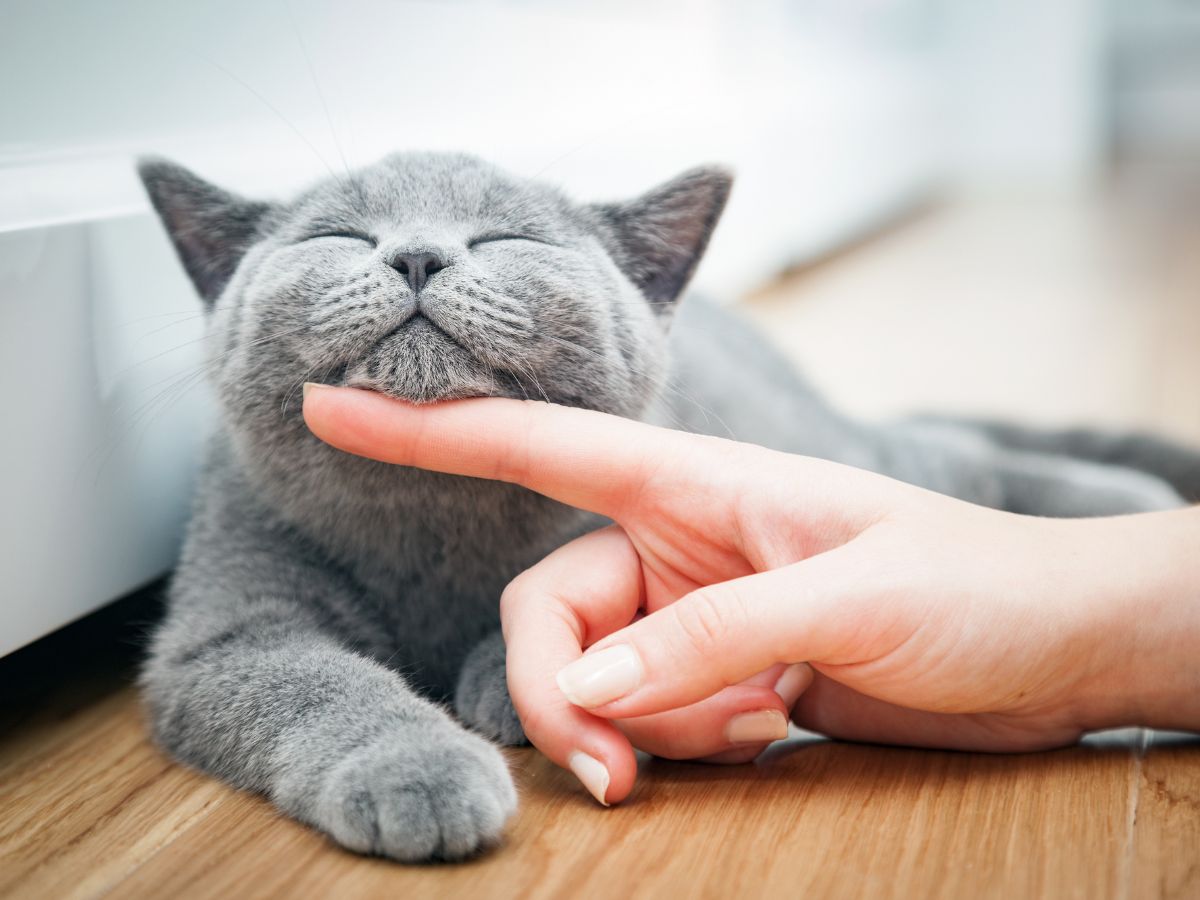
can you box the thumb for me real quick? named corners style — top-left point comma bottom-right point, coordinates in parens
top-left (552, 545), bottom-right (865, 720)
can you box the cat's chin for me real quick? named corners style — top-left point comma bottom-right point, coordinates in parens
top-left (334, 371), bottom-right (495, 405)
top-left (335, 317), bottom-right (516, 404)
top-left (337, 369), bottom-right (527, 405)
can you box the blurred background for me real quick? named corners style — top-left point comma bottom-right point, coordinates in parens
top-left (2, 0), bottom-right (1199, 653)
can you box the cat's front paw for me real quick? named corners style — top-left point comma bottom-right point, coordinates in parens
top-left (455, 633), bottom-right (528, 746)
top-left (315, 728), bottom-right (517, 862)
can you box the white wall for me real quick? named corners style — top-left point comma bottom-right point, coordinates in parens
top-left (1, 0), bottom-right (944, 293)
top-left (0, 217), bottom-right (212, 656)
top-left (941, 0), bottom-right (1107, 186)
top-left (1110, 0), bottom-right (1200, 162)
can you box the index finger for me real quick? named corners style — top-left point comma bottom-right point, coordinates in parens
top-left (301, 384), bottom-right (725, 519)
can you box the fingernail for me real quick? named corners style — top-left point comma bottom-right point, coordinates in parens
top-left (567, 751), bottom-right (610, 806)
top-left (302, 382), bottom-right (323, 399)
top-left (725, 709), bottom-right (789, 744)
top-left (773, 663), bottom-right (814, 709)
top-left (556, 645), bottom-right (643, 709)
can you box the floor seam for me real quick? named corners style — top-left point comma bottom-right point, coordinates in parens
top-left (1118, 727), bottom-right (1150, 900)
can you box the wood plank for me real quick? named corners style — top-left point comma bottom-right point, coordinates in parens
top-left (1131, 732), bottom-right (1200, 900)
top-left (0, 685), bottom-right (227, 900)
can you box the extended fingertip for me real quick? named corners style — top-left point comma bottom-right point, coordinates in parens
top-left (567, 751), bottom-right (611, 806)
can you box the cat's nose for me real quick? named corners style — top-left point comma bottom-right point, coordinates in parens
top-left (388, 251), bottom-right (447, 294)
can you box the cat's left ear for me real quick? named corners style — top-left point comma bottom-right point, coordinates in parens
top-left (590, 166), bottom-right (732, 315)
top-left (138, 157), bottom-right (275, 306)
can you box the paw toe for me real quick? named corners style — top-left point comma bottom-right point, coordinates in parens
top-left (317, 732), bottom-right (517, 862)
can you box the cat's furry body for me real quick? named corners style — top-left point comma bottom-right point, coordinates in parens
top-left (138, 152), bottom-right (1196, 862)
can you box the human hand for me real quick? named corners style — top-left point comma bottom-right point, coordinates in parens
top-left (303, 386), bottom-right (1200, 804)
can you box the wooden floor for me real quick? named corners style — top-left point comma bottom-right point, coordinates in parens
top-left (4, 183), bottom-right (1200, 899)
top-left (2, 651), bottom-right (1198, 900)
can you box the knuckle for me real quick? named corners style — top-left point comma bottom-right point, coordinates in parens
top-left (514, 702), bottom-right (554, 743)
top-left (499, 575), bottom-right (540, 644)
top-left (494, 400), bottom-right (539, 485)
top-left (499, 570), bottom-right (538, 621)
top-left (671, 587), bottom-right (740, 660)
top-left (498, 579), bottom-right (522, 619)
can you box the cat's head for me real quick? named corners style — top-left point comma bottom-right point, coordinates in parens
top-left (139, 151), bottom-right (730, 434)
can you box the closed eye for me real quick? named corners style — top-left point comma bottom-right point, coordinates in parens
top-left (304, 231), bottom-right (377, 246)
top-left (467, 233), bottom-right (554, 248)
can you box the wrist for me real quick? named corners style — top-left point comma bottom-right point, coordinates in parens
top-left (1065, 508), bottom-right (1200, 733)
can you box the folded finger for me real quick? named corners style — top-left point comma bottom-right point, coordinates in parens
top-left (554, 551), bottom-right (858, 720)
top-left (791, 672), bottom-right (1078, 752)
top-left (614, 683), bottom-right (789, 761)
top-left (501, 525), bottom-right (644, 804)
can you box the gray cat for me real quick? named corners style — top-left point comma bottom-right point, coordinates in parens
top-left (137, 151), bottom-right (1197, 863)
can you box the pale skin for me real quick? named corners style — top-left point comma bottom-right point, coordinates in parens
top-left (302, 385), bottom-right (1200, 805)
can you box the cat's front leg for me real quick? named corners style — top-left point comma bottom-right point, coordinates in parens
top-left (455, 630), bottom-right (528, 746)
top-left (143, 597), bottom-right (517, 861)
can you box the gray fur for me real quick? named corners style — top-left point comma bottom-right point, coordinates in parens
top-left (455, 631), bottom-right (526, 746)
top-left (138, 151), bottom-right (1197, 863)
top-left (913, 416), bottom-right (1200, 504)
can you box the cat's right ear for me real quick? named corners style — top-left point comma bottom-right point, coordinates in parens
top-left (589, 166), bottom-right (733, 318)
top-left (137, 157), bottom-right (274, 306)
